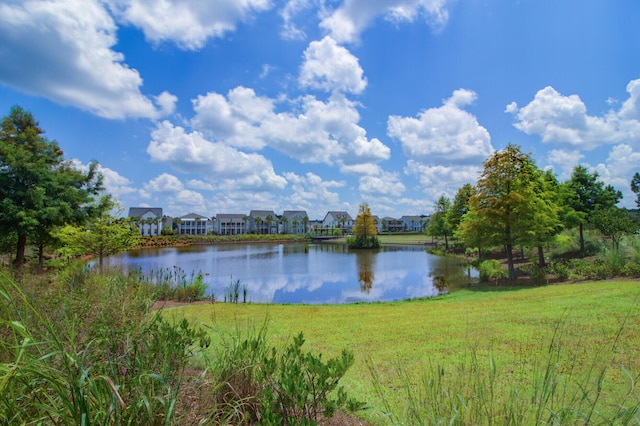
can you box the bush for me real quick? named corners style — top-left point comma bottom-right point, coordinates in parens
top-left (478, 259), bottom-right (508, 283)
top-left (211, 326), bottom-right (365, 424)
top-left (346, 235), bottom-right (382, 249)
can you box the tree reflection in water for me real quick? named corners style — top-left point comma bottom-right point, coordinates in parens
top-left (355, 250), bottom-right (377, 293)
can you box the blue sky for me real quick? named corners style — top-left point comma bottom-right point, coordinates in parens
top-left (1, 0), bottom-right (639, 220)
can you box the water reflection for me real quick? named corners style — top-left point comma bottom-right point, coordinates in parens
top-left (355, 250), bottom-right (377, 293)
top-left (104, 243), bottom-right (477, 304)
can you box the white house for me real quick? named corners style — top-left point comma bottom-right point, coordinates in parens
top-left (401, 215), bottom-right (426, 232)
top-left (128, 207), bottom-right (163, 236)
top-left (322, 211), bottom-right (354, 233)
top-left (216, 213), bottom-right (247, 235)
top-left (249, 210), bottom-right (278, 234)
top-left (176, 213), bottom-right (211, 235)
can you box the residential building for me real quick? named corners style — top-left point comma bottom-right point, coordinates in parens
top-left (128, 207), bottom-right (163, 236)
top-left (322, 211), bottom-right (354, 233)
top-left (401, 215), bottom-right (426, 232)
top-left (281, 210), bottom-right (309, 234)
top-left (249, 210), bottom-right (278, 234)
top-left (382, 216), bottom-right (404, 233)
top-left (176, 213), bottom-right (211, 235)
top-left (216, 213), bottom-right (247, 235)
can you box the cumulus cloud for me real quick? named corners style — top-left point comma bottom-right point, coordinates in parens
top-left (283, 172), bottom-right (346, 217)
top-left (105, 0), bottom-right (272, 50)
top-left (320, 0), bottom-right (453, 43)
top-left (405, 160), bottom-right (482, 201)
top-left (592, 144), bottom-right (640, 208)
top-left (147, 121), bottom-right (287, 191)
top-left (70, 159), bottom-right (137, 200)
top-left (508, 80), bottom-right (640, 149)
top-left (141, 173), bottom-right (207, 214)
top-left (388, 89), bottom-right (494, 163)
top-left (191, 88), bottom-right (390, 168)
top-left (545, 149), bottom-right (584, 181)
top-left (299, 36), bottom-right (367, 94)
top-left (0, 0), bottom-right (173, 119)
top-left (359, 172), bottom-right (406, 196)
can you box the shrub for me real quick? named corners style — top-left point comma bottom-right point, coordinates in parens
top-left (211, 326), bottom-right (365, 424)
top-left (478, 259), bottom-right (507, 283)
top-left (346, 235), bottom-right (382, 249)
top-left (547, 261), bottom-right (570, 282)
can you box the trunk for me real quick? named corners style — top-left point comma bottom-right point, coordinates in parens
top-left (506, 243), bottom-right (516, 281)
top-left (579, 223), bottom-right (585, 254)
top-left (444, 234), bottom-right (449, 250)
top-left (38, 243), bottom-right (45, 273)
top-left (537, 245), bottom-right (546, 268)
top-left (13, 234), bottom-right (27, 268)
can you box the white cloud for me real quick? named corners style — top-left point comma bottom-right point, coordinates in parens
top-left (187, 179), bottom-right (214, 191)
top-left (359, 172), bottom-right (406, 196)
top-left (299, 36), bottom-right (367, 94)
top-left (147, 121), bottom-right (287, 191)
top-left (405, 160), bottom-right (481, 201)
top-left (593, 144), bottom-right (640, 208)
top-left (141, 173), bottom-right (208, 215)
top-left (545, 149), bottom-right (584, 181)
top-left (191, 88), bottom-right (390, 169)
top-left (70, 159), bottom-right (137, 200)
top-left (144, 173), bottom-right (184, 193)
top-left (508, 80), bottom-right (640, 149)
top-left (105, 0), bottom-right (272, 50)
top-left (320, 0), bottom-right (453, 43)
top-left (0, 0), bottom-right (172, 119)
top-left (191, 86), bottom-right (274, 150)
top-left (388, 89), bottom-right (493, 163)
top-left (283, 172), bottom-right (346, 217)
top-left (280, 0), bottom-right (311, 40)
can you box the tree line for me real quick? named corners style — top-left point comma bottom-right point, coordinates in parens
top-left (426, 144), bottom-right (639, 280)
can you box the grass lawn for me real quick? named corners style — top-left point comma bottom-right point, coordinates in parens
top-left (166, 280), bottom-right (640, 424)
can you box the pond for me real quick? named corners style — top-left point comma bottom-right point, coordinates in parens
top-left (104, 243), bottom-right (478, 304)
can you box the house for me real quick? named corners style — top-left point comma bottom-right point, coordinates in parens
top-left (176, 213), bottom-right (211, 236)
top-left (281, 210), bottom-right (309, 234)
top-left (249, 210), bottom-right (278, 234)
top-left (216, 213), bottom-right (247, 235)
top-left (401, 215), bottom-right (426, 232)
top-left (128, 207), bottom-right (163, 236)
top-left (382, 216), bottom-right (404, 233)
top-left (322, 211), bottom-right (354, 233)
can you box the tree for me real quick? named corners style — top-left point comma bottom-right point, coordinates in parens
top-left (590, 207), bottom-right (637, 251)
top-left (631, 172), bottom-right (640, 208)
top-left (447, 183), bottom-right (475, 236)
top-left (426, 195), bottom-right (452, 249)
top-left (54, 198), bottom-right (140, 269)
top-left (348, 203), bottom-right (381, 249)
top-left (458, 144), bottom-right (550, 280)
top-left (0, 106), bottom-right (103, 268)
top-left (563, 165), bottom-right (622, 253)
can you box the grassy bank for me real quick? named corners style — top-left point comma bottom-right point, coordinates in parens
top-left (169, 280), bottom-right (640, 424)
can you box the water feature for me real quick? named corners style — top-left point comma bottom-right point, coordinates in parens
top-left (104, 243), bottom-right (478, 304)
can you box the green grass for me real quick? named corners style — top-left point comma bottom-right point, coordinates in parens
top-left (168, 280), bottom-right (640, 424)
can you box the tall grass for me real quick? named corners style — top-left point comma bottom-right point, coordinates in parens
top-left (369, 306), bottom-right (640, 425)
top-left (0, 267), bottom-right (363, 424)
top-left (0, 268), bottom-right (210, 425)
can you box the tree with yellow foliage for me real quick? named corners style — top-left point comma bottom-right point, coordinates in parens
top-left (348, 203), bottom-right (381, 249)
